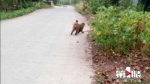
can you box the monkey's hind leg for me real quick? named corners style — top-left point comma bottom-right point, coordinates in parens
top-left (75, 29), bottom-right (79, 35)
top-left (78, 28), bottom-right (84, 34)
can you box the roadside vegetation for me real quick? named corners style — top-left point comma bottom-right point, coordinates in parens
top-left (73, 0), bottom-right (150, 84)
top-left (57, 0), bottom-right (78, 5)
top-left (0, 0), bottom-right (51, 20)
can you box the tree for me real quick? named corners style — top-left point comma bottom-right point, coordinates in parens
top-left (139, 0), bottom-right (150, 12)
top-left (53, 0), bottom-right (58, 4)
top-left (119, 0), bottom-right (132, 8)
top-left (111, 0), bottom-right (119, 6)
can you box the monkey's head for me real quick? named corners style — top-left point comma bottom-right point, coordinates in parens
top-left (82, 23), bottom-right (85, 26)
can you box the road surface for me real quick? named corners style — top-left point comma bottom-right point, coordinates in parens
top-left (1, 6), bottom-right (93, 84)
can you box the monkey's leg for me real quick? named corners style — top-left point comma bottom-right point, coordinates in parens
top-left (71, 29), bottom-right (75, 35)
top-left (78, 28), bottom-right (84, 33)
top-left (80, 27), bottom-right (84, 33)
top-left (75, 28), bottom-right (79, 35)
top-left (75, 30), bottom-right (78, 35)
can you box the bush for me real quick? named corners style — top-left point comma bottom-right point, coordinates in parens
top-left (33, 2), bottom-right (50, 9)
top-left (75, 2), bottom-right (84, 14)
top-left (89, 0), bottom-right (102, 14)
top-left (89, 0), bottom-right (112, 14)
top-left (119, 0), bottom-right (132, 8)
top-left (75, 2), bottom-right (91, 15)
top-left (1, 2), bottom-right (50, 20)
top-left (91, 6), bottom-right (150, 54)
top-left (136, 3), bottom-right (144, 11)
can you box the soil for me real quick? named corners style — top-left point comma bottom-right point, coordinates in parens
top-left (86, 34), bottom-right (150, 84)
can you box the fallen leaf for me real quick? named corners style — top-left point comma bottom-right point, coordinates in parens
top-left (120, 67), bottom-right (123, 70)
top-left (96, 71), bottom-right (101, 75)
top-left (139, 64), bottom-right (144, 68)
top-left (134, 66), bottom-right (140, 70)
top-left (133, 59), bottom-right (141, 63)
top-left (88, 47), bottom-right (92, 49)
top-left (104, 75), bottom-right (109, 79)
top-left (116, 67), bottom-right (120, 70)
top-left (145, 67), bottom-right (150, 72)
top-left (130, 63), bottom-right (137, 66)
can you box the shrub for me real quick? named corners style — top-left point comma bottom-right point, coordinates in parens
top-left (75, 2), bottom-right (91, 15)
top-left (136, 3), bottom-right (144, 11)
top-left (89, 0), bottom-right (103, 14)
top-left (119, 0), bottom-right (132, 8)
top-left (75, 2), bottom-right (84, 14)
top-left (89, 0), bottom-right (113, 14)
top-left (91, 6), bottom-right (150, 55)
top-left (1, 2), bottom-right (50, 20)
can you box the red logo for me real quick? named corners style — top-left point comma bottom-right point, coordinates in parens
top-left (126, 70), bottom-right (131, 76)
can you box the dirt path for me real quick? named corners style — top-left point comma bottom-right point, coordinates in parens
top-left (1, 6), bottom-right (93, 84)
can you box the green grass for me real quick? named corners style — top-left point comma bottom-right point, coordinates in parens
top-left (0, 2), bottom-right (51, 20)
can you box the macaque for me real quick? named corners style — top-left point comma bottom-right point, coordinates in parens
top-left (71, 20), bottom-right (85, 35)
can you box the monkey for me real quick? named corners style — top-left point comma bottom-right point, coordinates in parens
top-left (71, 20), bottom-right (85, 35)
top-left (63, 5), bottom-right (67, 8)
top-left (74, 20), bottom-right (78, 29)
top-left (71, 20), bottom-right (78, 35)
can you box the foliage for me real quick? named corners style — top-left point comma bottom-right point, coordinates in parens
top-left (136, 3), bottom-right (145, 11)
top-left (75, 2), bottom-right (84, 14)
top-left (0, 0), bottom-right (46, 11)
top-left (111, 0), bottom-right (119, 6)
top-left (91, 6), bottom-right (150, 55)
top-left (75, 1), bottom-right (91, 15)
top-left (1, 2), bottom-right (50, 20)
top-left (88, 0), bottom-right (121, 14)
top-left (89, 0), bottom-right (106, 14)
top-left (53, 0), bottom-right (59, 4)
top-left (1, 0), bottom-right (27, 10)
top-left (33, 2), bottom-right (50, 8)
top-left (119, 0), bottom-right (133, 8)
top-left (58, 0), bottom-right (79, 5)
top-left (82, 0), bottom-right (150, 14)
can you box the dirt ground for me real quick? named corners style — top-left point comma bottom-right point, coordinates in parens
top-left (86, 34), bottom-right (150, 84)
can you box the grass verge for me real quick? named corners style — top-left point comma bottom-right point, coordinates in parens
top-left (0, 2), bottom-right (51, 20)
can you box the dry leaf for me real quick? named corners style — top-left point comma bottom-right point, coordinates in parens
top-left (130, 63), bottom-right (137, 66)
top-left (120, 67), bottom-right (123, 70)
top-left (96, 71), bottom-right (101, 75)
top-left (133, 59), bottom-right (141, 63)
top-left (134, 66), bottom-right (140, 70)
top-left (89, 46), bottom-right (92, 49)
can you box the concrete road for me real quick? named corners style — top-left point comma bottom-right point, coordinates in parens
top-left (1, 6), bottom-right (93, 84)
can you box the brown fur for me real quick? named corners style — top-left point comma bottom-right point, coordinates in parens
top-left (71, 21), bottom-right (85, 35)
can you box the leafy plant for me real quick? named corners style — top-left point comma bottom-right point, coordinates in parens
top-left (1, 2), bottom-right (50, 20)
top-left (91, 6), bottom-right (150, 55)
top-left (119, 0), bottom-right (132, 8)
